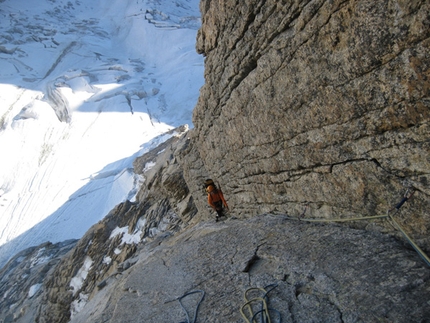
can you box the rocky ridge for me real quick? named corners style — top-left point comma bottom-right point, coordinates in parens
top-left (0, 240), bottom-right (77, 323)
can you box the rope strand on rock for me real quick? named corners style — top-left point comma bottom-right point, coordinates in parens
top-left (176, 289), bottom-right (205, 323)
top-left (300, 188), bottom-right (430, 267)
top-left (386, 212), bottom-right (430, 267)
top-left (301, 214), bottom-right (388, 222)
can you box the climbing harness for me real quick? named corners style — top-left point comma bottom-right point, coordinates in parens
top-left (300, 188), bottom-right (430, 267)
top-left (176, 290), bottom-right (205, 323)
top-left (240, 284), bottom-right (282, 323)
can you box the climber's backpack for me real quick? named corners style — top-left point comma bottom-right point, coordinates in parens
top-left (206, 184), bottom-right (222, 204)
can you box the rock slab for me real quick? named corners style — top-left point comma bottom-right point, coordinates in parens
top-left (70, 215), bottom-right (430, 323)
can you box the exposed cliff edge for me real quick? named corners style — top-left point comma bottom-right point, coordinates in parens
top-left (1, 0), bottom-right (430, 322)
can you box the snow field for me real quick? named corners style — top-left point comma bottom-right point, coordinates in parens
top-left (0, 0), bottom-right (203, 265)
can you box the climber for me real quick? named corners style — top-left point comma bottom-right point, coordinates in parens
top-left (204, 179), bottom-right (229, 221)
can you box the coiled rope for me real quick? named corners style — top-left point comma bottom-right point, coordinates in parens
top-left (240, 284), bottom-right (281, 323)
top-left (301, 188), bottom-right (430, 267)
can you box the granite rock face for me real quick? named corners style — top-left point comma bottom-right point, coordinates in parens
top-left (62, 215), bottom-right (430, 323)
top-left (191, 0), bottom-right (430, 251)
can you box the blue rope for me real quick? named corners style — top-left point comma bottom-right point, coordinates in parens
top-left (251, 308), bottom-right (282, 323)
top-left (177, 290), bottom-right (205, 323)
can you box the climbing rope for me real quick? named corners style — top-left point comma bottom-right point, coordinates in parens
top-left (241, 297), bottom-right (270, 323)
top-left (301, 188), bottom-right (430, 267)
top-left (301, 214), bottom-right (388, 222)
top-left (240, 284), bottom-right (281, 323)
top-left (251, 308), bottom-right (282, 323)
top-left (386, 212), bottom-right (430, 267)
top-left (176, 289), bottom-right (205, 323)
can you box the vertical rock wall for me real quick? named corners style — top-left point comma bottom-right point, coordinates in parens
top-left (191, 0), bottom-right (430, 249)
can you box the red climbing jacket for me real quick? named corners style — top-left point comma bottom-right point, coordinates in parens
top-left (206, 184), bottom-right (228, 211)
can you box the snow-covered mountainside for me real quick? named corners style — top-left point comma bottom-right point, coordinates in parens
top-left (0, 0), bottom-right (203, 266)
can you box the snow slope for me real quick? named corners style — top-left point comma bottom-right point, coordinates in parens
top-left (0, 0), bottom-right (203, 266)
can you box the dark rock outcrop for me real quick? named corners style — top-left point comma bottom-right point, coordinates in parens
top-left (0, 240), bottom-right (77, 322)
top-left (190, 0), bottom-right (430, 252)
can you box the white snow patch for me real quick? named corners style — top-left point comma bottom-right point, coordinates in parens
top-left (109, 226), bottom-right (142, 245)
top-left (103, 255), bottom-right (112, 265)
top-left (109, 217), bottom-right (146, 246)
top-left (28, 283), bottom-right (42, 298)
top-left (136, 217), bottom-right (147, 231)
top-left (70, 256), bottom-right (93, 295)
top-left (70, 293), bottom-right (89, 318)
top-left (143, 161), bottom-right (157, 172)
top-left (30, 248), bottom-right (51, 268)
top-left (0, 0), bottom-right (203, 267)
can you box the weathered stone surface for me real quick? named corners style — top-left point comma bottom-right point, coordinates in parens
top-left (34, 127), bottom-right (197, 323)
top-left (190, 0), bottom-right (430, 252)
top-left (133, 125), bottom-right (198, 224)
top-left (69, 215), bottom-right (430, 323)
top-left (0, 240), bottom-right (77, 322)
top-left (1, 128), bottom-right (429, 323)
